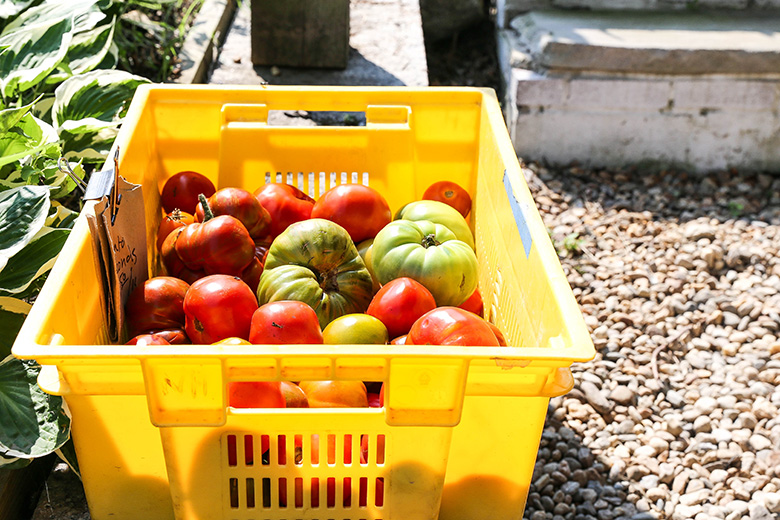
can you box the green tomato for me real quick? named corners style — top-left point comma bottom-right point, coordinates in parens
top-left (322, 313), bottom-right (389, 344)
top-left (357, 238), bottom-right (381, 294)
top-left (371, 219), bottom-right (478, 307)
top-left (396, 200), bottom-right (475, 250)
top-left (257, 219), bottom-right (374, 328)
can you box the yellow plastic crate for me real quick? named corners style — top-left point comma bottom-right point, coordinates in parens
top-left (13, 85), bottom-right (594, 520)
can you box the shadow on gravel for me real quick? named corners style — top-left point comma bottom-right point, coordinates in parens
top-left (528, 165), bottom-right (780, 225)
top-left (522, 402), bottom-right (659, 520)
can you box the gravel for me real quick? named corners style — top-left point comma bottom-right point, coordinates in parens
top-left (522, 164), bottom-right (780, 520)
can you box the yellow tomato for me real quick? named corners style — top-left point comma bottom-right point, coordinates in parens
top-left (322, 313), bottom-right (388, 345)
top-left (212, 337), bottom-right (251, 345)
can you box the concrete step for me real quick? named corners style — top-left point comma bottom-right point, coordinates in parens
top-left (498, 11), bottom-right (780, 172)
top-left (210, 0), bottom-right (428, 87)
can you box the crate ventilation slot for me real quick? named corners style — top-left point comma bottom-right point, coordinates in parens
top-left (226, 433), bottom-right (386, 513)
top-left (265, 171), bottom-right (370, 198)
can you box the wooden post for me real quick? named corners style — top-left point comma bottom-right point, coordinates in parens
top-left (251, 0), bottom-right (350, 69)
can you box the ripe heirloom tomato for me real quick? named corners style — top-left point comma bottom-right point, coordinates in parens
top-left (125, 333), bottom-right (171, 345)
top-left (160, 170), bottom-right (216, 214)
top-left (280, 381), bottom-right (309, 408)
top-left (366, 277), bottom-right (437, 338)
top-left (298, 381), bottom-right (368, 408)
top-left (249, 301), bottom-right (323, 344)
top-left (458, 288), bottom-right (484, 317)
top-left (240, 257), bottom-right (264, 293)
top-left (184, 275), bottom-right (258, 343)
top-left (310, 184), bottom-right (392, 243)
top-left (322, 314), bottom-right (389, 345)
top-left (175, 213), bottom-right (255, 276)
top-left (422, 181), bottom-right (472, 218)
top-left (160, 227), bottom-right (204, 284)
top-left (145, 328), bottom-right (189, 344)
top-left (213, 337), bottom-right (252, 345)
top-left (195, 187), bottom-right (272, 239)
top-left (156, 209), bottom-right (194, 251)
top-left (406, 307), bottom-right (500, 346)
top-left (228, 381), bottom-right (286, 409)
top-left (254, 183), bottom-right (315, 239)
top-left (125, 276), bottom-right (190, 337)
top-left (487, 321), bottom-right (508, 346)
top-left (390, 335), bottom-right (407, 345)
top-left (257, 219), bottom-right (374, 329)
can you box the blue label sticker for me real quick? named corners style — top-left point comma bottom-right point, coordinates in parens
top-left (503, 170), bottom-right (533, 258)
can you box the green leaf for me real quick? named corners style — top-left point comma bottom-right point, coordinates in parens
top-left (40, 159), bottom-right (78, 200)
top-left (46, 201), bottom-right (78, 229)
top-left (0, 297), bottom-right (29, 358)
top-left (0, 101), bottom-right (33, 134)
top-left (47, 20), bottom-right (116, 83)
top-left (60, 127), bottom-right (116, 161)
top-left (1, 0), bottom-right (105, 36)
top-left (0, 17), bottom-right (74, 98)
top-left (0, 1), bottom-right (37, 21)
top-left (0, 356), bottom-right (70, 459)
top-left (0, 113), bottom-right (58, 170)
top-left (0, 185), bottom-right (50, 271)
top-left (0, 227), bottom-right (69, 296)
top-left (0, 451), bottom-right (32, 470)
top-left (56, 438), bottom-right (79, 477)
top-left (52, 69), bottom-right (149, 134)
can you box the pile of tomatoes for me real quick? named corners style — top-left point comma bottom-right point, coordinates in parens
top-left (125, 170), bottom-right (507, 409)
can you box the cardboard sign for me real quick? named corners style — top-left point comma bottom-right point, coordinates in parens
top-left (85, 176), bottom-right (148, 343)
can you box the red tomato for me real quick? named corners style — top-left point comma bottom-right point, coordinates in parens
top-left (183, 275), bottom-right (258, 343)
top-left (160, 170), bottom-right (216, 214)
top-left (280, 381), bottom-right (309, 408)
top-left (406, 307), bottom-right (500, 346)
top-left (366, 277), bottom-right (437, 338)
top-left (390, 335), bottom-right (407, 345)
top-left (249, 301), bottom-right (324, 344)
top-left (254, 183), bottom-right (315, 239)
top-left (144, 328), bottom-right (190, 344)
top-left (367, 392), bottom-right (382, 408)
top-left (160, 227), bottom-right (204, 284)
top-left (360, 433), bottom-right (386, 465)
top-left (487, 321), bottom-right (508, 346)
top-left (175, 214), bottom-right (255, 276)
top-left (298, 381), bottom-right (368, 408)
top-left (156, 209), bottom-right (195, 251)
top-left (195, 187), bottom-right (272, 239)
top-left (422, 181), bottom-right (472, 218)
top-left (458, 288), bottom-right (484, 317)
top-left (254, 236), bottom-right (273, 264)
top-left (228, 381), bottom-right (286, 408)
top-left (125, 276), bottom-right (190, 337)
top-left (310, 184), bottom-right (391, 243)
top-left (240, 257), bottom-right (264, 293)
top-left (125, 333), bottom-right (171, 345)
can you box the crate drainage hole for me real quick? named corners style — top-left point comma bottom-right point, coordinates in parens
top-left (226, 434), bottom-right (386, 511)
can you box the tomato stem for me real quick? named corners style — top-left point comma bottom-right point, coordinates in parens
top-left (167, 208), bottom-right (182, 222)
top-left (421, 233), bottom-right (440, 248)
top-left (198, 193), bottom-right (214, 221)
top-left (318, 268), bottom-right (340, 292)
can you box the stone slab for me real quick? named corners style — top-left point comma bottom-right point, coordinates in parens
top-left (505, 69), bottom-right (780, 171)
top-left (209, 0), bottom-right (428, 86)
top-left (511, 11), bottom-right (780, 75)
top-left (498, 0), bottom-right (780, 26)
